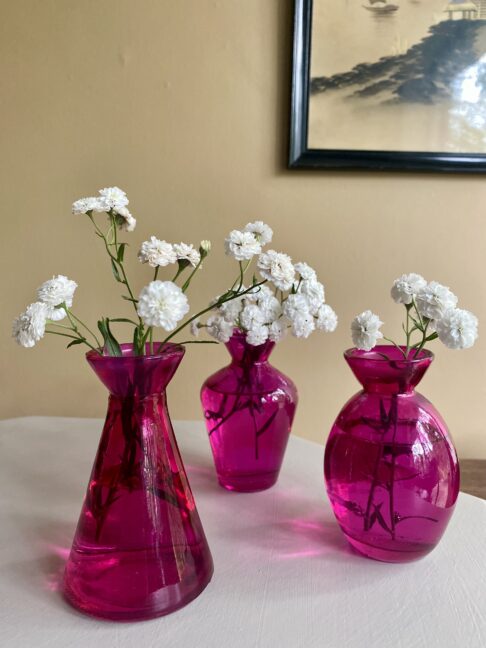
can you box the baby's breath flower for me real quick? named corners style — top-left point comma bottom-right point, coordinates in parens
top-left (290, 312), bottom-right (315, 339)
top-left (12, 302), bottom-right (48, 348)
top-left (207, 315), bottom-right (234, 343)
top-left (225, 230), bottom-right (261, 261)
top-left (114, 206), bottom-right (136, 232)
top-left (138, 237), bottom-right (177, 267)
top-left (416, 282), bottom-right (458, 321)
top-left (391, 273), bottom-right (427, 305)
top-left (294, 262), bottom-right (317, 282)
top-left (98, 186), bottom-right (129, 211)
top-left (316, 304), bottom-right (338, 333)
top-left (244, 221), bottom-right (273, 246)
top-left (257, 250), bottom-right (295, 291)
top-left (436, 308), bottom-right (478, 350)
top-left (72, 196), bottom-right (106, 215)
top-left (174, 242), bottom-right (201, 268)
top-left (137, 281), bottom-right (189, 330)
top-left (190, 318), bottom-right (201, 338)
top-left (351, 310), bottom-right (383, 351)
top-left (246, 324), bottom-right (269, 346)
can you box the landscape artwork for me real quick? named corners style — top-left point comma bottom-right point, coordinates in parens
top-left (306, 0), bottom-right (486, 159)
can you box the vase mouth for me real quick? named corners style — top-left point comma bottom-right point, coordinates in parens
top-left (86, 342), bottom-right (185, 363)
top-left (226, 328), bottom-right (275, 363)
top-left (344, 345), bottom-right (434, 365)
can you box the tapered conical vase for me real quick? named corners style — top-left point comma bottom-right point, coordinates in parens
top-left (64, 344), bottom-right (214, 621)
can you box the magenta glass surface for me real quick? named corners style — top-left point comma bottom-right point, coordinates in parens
top-left (63, 344), bottom-right (213, 621)
top-left (200, 330), bottom-right (298, 492)
top-left (324, 346), bottom-right (460, 563)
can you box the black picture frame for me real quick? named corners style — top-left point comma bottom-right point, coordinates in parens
top-left (289, 0), bottom-right (486, 173)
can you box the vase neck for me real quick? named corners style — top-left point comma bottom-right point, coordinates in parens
top-left (225, 331), bottom-right (275, 366)
top-left (86, 343), bottom-right (185, 398)
top-left (345, 346), bottom-right (434, 395)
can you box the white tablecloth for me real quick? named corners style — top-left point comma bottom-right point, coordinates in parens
top-left (0, 417), bottom-right (485, 647)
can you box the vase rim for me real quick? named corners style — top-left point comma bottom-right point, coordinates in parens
top-left (86, 342), bottom-right (185, 363)
top-left (344, 345), bottom-right (434, 364)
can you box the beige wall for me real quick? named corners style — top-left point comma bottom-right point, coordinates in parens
top-left (2, 0), bottom-right (485, 458)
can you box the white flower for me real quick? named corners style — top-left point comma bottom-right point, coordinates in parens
top-left (137, 281), bottom-right (189, 330)
top-left (190, 318), bottom-right (201, 338)
top-left (298, 279), bottom-right (325, 315)
top-left (244, 221), bottom-right (273, 246)
top-left (243, 284), bottom-right (271, 303)
top-left (294, 262), bottom-right (317, 281)
top-left (258, 294), bottom-right (282, 323)
top-left (12, 302), bottom-right (48, 348)
top-left (282, 293), bottom-right (310, 321)
top-left (391, 273), bottom-right (427, 305)
top-left (436, 308), bottom-right (478, 350)
top-left (246, 324), bottom-right (269, 346)
top-left (258, 250), bottom-right (295, 291)
top-left (207, 315), bottom-right (234, 343)
top-left (219, 295), bottom-right (244, 324)
top-left (114, 206), bottom-right (136, 232)
top-left (290, 312), bottom-right (315, 339)
top-left (224, 230), bottom-right (261, 261)
top-left (173, 242), bottom-right (201, 267)
top-left (351, 310), bottom-right (384, 351)
top-left (416, 281), bottom-right (458, 320)
top-left (98, 186), bottom-right (129, 211)
top-left (316, 304), bottom-right (338, 333)
top-left (268, 318), bottom-right (287, 343)
top-left (72, 196), bottom-right (106, 215)
top-left (138, 237), bottom-right (177, 267)
top-left (240, 304), bottom-right (265, 331)
top-left (37, 275), bottom-right (77, 308)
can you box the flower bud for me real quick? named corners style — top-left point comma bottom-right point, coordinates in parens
top-left (199, 240), bottom-right (211, 259)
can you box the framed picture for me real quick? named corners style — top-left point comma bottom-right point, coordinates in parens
top-left (289, 0), bottom-right (486, 172)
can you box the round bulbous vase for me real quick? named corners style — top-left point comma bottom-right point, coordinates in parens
top-left (63, 344), bottom-right (214, 621)
top-left (324, 346), bottom-right (460, 563)
top-left (200, 330), bottom-right (298, 492)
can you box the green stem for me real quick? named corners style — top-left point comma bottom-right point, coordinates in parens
top-left (181, 258), bottom-right (204, 293)
top-left (383, 336), bottom-right (407, 359)
top-left (45, 330), bottom-right (99, 353)
top-left (68, 310), bottom-right (102, 349)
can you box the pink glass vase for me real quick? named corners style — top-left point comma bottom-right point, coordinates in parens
top-left (324, 346), bottom-right (460, 563)
top-left (63, 344), bottom-right (214, 621)
top-left (200, 330), bottom-right (298, 492)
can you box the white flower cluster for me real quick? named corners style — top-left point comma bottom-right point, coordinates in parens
top-left (351, 273), bottom-right (478, 352)
top-left (137, 281), bottom-right (189, 331)
top-left (138, 237), bottom-right (202, 269)
top-left (12, 275), bottom-right (78, 347)
top-left (224, 221), bottom-right (273, 261)
top-left (199, 221), bottom-right (338, 346)
top-left (72, 187), bottom-right (136, 232)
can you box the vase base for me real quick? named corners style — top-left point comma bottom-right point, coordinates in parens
top-left (217, 470), bottom-right (279, 493)
top-left (63, 544), bottom-right (214, 621)
top-left (345, 534), bottom-right (435, 563)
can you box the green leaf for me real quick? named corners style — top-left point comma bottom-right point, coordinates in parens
top-left (110, 318), bottom-right (138, 324)
top-left (97, 318), bottom-right (122, 356)
top-left (133, 324), bottom-right (143, 356)
top-left (111, 259), bottom-right (122, 283)
top-left (117, 243), bottom-right (126, 263)
top-left (66, 338), bottom-right (85, 349)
